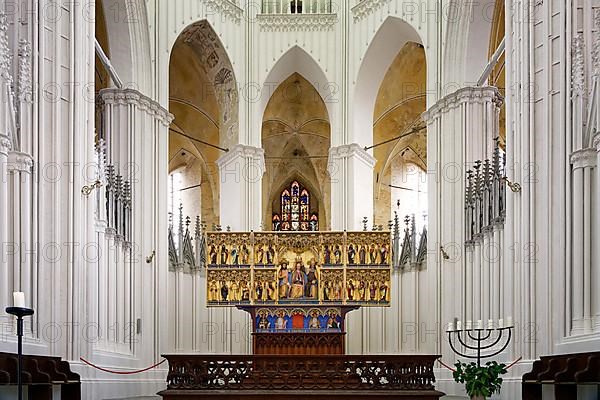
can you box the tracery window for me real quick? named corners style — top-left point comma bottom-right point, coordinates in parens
top-left (272, 180), bottom-right (318, 231)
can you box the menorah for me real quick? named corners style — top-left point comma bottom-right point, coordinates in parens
top-left (446, 318), bottom-right (513, 367)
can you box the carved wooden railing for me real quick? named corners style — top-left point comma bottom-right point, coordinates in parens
top-left (161, 354), bottom-right (440, 392)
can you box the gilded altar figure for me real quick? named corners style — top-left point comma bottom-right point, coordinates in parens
top-left (379, 244), bottom-right (388, 265)
top-left (241, 244), bottom-right (250, 264)
top-left (266, 281), bottom-right (276, 301)
top-left (335, 280), bottom-right (344, 300)
top-left (290, 260), bottom-right (307, 299)
top-left (346, 279), bottom-right (355, 301)
top-left (229, 280), bottom-right (240, 301)
top-left (379, 280), bottom-right (390, 302)
top-left (209, 245), bottom-right (218, 265)
top-left (305, 260), bottom-right (319, 299)
top-left (278, 260), bottom-right (290, 298)
top-left (208, 280), bottom-right (219, 301)
top-left (220, 280), bottom-right (229, 301)
top-left (333, 245), bottom-right (342, 264)
top-left (220, 243), bottom-right (229, 265)
top-left (255, 279), bottom-right (264, 301)
top-left (369, 244), bottom-right (378, 264)
top-left (357, 280), bottom-right (366, 301)
top-left (323, 245), bottom-right (331, 264)
top-left (256, 245), bottom-right (264, 264)
top-left (230, 245), bottom-right (239, 265)
top-left (241, 281), bottom-right (250, 301)
top-left (359, 245), bottom-right (367, 264)
top-left (369, 280), bottom-right (379, 301)
top-left (266, 244), bottom-right (275, 264)
top-left (347, 244), bottom-right (356, 264)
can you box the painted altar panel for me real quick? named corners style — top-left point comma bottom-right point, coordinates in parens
top-left (206, 231), bottom-right (392, 307)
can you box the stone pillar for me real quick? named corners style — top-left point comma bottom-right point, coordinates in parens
top-left (423, 86), bottom-right (503, 361)
top-left (216, 144), bottom-right (265, 231)
top-left (595, 133), bottom-right (600, 330)
top-left (0, 135), bottom-right (10, 310)
top-left (327, 144), bottom-right (376, 231)
top-left (570, 148), bottom-right (597, 335)
top-left (7, 151), bottom-right (33, 300)
top-left (95, 88), bottom-right (173, 363)
top-left (0, 11), bottom-right (15, 311)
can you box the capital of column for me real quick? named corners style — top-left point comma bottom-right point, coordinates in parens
top-left (327, 143), bottom-right (376, 174)
top-left (570, 148), bottom-right (597, 169)
top-left (594, 132), bottom-right (600, 152)
top-left (98, 88), bottom-right (173, 127)
top-left (423, 86), bottom-right (503, 123)
top-left (216, 144), bottom-right (266, 176)
top-left (0, 134), bottom-right (10, 156)
top-left (7, 150), bottom-right (33, 173)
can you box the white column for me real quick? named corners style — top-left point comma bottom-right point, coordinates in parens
top-left (594, 133), bottom-right (600, 330)
top-left (327, 143), bottom-right (375, 231)
top-left (0, 136), bottom-right (10, 310)
top-left (216, 144), bottom-right (265, 231)
top-left (570, 149), bottom-right (596, 335)
top-left (423, 86), bottom-right (502, 361)
top-left (7, 152), bottom-right (33, 300)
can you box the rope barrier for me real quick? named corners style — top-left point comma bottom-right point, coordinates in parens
top-left (79, 357), bottom-right (166, 375)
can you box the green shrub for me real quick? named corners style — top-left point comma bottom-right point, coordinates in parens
top-left (453, 361), bottom-right (508, 398)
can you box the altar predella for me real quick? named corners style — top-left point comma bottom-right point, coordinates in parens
top-left (205, 231), bottom-right (392, 307)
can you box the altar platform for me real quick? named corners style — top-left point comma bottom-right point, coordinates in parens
top-left (157, 354), bottom-right (444, 400)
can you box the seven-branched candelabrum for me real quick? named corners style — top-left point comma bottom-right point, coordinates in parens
top-left (446, 318), bottom-right (514, 367)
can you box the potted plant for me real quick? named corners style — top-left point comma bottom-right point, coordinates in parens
top-left (453, 360), bottom-right (507, 400)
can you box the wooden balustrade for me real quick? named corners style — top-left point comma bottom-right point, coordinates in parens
top-left (158, 354), bottom-right (444, 399)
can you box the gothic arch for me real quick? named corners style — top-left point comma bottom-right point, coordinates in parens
top-left (352, 16), bottom-right (423, 147)
top-left (100, 0), bottom-right (152, 92)
top-left (259, 46), bottom-right (334, 127)
top-left (443, 0), bottom-right (498, 86)
top-left (173, 20), bottom-right (240, 148)
top-left (261, 73), bottom-right (331, 230)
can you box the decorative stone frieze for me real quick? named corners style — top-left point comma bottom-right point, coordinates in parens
top-left (328, 143), bottom-right (376, 174)
top-left (352, 0), bottom-right (392, 22)
top-left (257, 13), bottom-right (338, 31)
top-left (202, 0), bottom-right (243, 23)
top-left (422, 86), bottom-right (503, 123)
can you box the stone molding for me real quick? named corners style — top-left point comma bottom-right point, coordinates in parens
top-left (257, 13), bottom-right (338, 31)
top-left (7, 150), bottom-right (33, 173)
top-left (328, 143), bottom-right (376, 174)
top-left (98, 88), bottom-right (174, 127)
top-left (202, 0), bottom-right (243, 23)
top-left (216, 144), bottom-right (266, 175)
top-left (422, 86), bottom-right (503, 123)
top-left (570, 148), bottom-right (597, 169)
top-left (351, 0), bottom-right (392, 22)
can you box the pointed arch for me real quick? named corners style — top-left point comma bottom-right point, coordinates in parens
top-left (260, 46), bottom-right (334, 123)
top-left (352, 16), bottom-right (423, 147)
top-left (100, 0), bottom-right (152, 92)
top-left (173, 20), bottom-right (240, 148)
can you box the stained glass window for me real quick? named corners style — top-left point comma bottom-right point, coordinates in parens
top-left (273, 180), bottom-right (317, 231)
